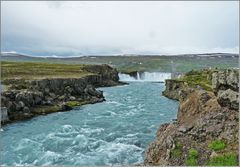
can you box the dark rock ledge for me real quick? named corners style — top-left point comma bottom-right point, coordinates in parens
top-left (1, 64), bottom-right (125, 125)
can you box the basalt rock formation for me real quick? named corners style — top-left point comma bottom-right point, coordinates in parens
top-left (82, 64), bottom-right (120, 86)
top-left (162, 80), bottom-right (186, 100)
top-left (212, 69), bottom-right (239, 110)
top-left (1, 64), bottom-right (123, 125)
top-left (144, 69), bottom-right (239, 166)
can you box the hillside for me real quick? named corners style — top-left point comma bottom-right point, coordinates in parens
top-left (1, 53), bottom-right (239, 73)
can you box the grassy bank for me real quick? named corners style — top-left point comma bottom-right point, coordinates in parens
top-left (1, 61), bottom-right (93, 80)
top-left (178, 69), bottom-right (213, 91)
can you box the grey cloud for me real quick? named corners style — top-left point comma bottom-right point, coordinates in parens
top-left (1, 1), bottom-right (239, 56)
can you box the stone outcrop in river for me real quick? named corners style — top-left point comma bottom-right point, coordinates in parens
top-left (1, 64), bottom-right (123, 125)
top-left (144, 69), bottom-right (239, 166)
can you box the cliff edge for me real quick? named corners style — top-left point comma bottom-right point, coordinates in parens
top-left (1, 62), bottom-right (124, 125)
top-left (144, 69), bottom-right (239, 166)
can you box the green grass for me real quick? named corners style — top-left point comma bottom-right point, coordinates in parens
top-left (1, 61), bottom-right (94, 80)
top-left (185, 148), bottom-right (199, 166)
top-left (65, 100), bottom-right (88, 107)
top-left (171, 141), bottom-right (183, 158)
top-left (178, 69), bottom-right (213, 91)
top-left (207, 153), bottom-right (238, 166)
top-left (171, 149), bottom-right (182, 158)
top-left (208, 140), bottom-right (226, 151)
top-left (186, 158), bottom-right (197, 166)
top-left (2, 55), bottom-right (238, 73)
top-left (188, 148), bottom-right (199, 158)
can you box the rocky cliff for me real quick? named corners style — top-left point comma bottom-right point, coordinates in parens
top-left (212, 69), bottom-right (239, 110)
top-left (1, 64), bottom-right (123, 125)
top-left (144, 69), bottom-right (239, 166)
top-left (162, 80), bottom-right (186, 100)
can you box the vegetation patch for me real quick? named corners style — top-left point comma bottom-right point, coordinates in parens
top-left (178, 69), bottom-right (213, 91)
top-left (66, 100), bottom-right (88, 107)
top-left (170, 141), bottom-right (183, 158)
top-left (185, 148), bottom-right (199, 166)
top-left (188, 148), bottom-right (199, 158)
top-left (32, 105), bottom-right (62, 114)
top-left (1, 61), bottom-right (94, 80)
top-left (185, 158), bottom-right (197, 166)
top-left (207, 153), bottom-right (238, 166)
top-left (208, 140), bottom-right (226, 151)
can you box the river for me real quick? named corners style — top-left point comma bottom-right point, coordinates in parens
top-left (0, 81), bottom-right (178, 165)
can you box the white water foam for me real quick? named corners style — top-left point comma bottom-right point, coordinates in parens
top-left (119, 72), bottom-right (171, 82)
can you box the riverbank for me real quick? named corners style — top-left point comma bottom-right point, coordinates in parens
top-left (0, 82), bottom-right (178, 166)
top-left (144, 69), bottom-right (239, 166)
top-left (1, 61), bottom-right (124, 125)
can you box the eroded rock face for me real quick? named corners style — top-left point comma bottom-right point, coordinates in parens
top-left (217, 89), bottom-right (239, 110)
top-left (144, 89), bottom-right (239, 166)
top-left (162, 80), bottom-right (186, 100)
top-left (212, 69), bottom-right (239, 110)
top-left (212, 69), bottom-right (239, 92)
top-left (1, 77), bottom-right (105, 123)
top-left (145, 69), bottom-right (239, 166)
top-left (83, 64), bottom-right (120, 86)
top-left (1, 65), bottom-right (122, 124)
top-left (177, 89), bottom-right (221, 124)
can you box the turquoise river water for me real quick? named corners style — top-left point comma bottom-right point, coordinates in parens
top-left (0, 82), bottom-right (178, 165)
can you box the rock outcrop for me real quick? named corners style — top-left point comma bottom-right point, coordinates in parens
top-left (1, 64), bottom-right (123, 125)
top-left (144, 69), bottom-right (239, 166)
top-left (83, 64), bottom-right (120, 86)
top-left (212, 69), bottom-right (239, 110)
top-left (162, 80), bottom-right (186, 100)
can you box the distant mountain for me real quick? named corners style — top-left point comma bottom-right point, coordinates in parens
top-left (1, 52), bottom-right (239, 60)
top-left (1, 52), bottom-right (46, 62)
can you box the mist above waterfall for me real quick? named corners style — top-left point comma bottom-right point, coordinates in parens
top-left (119, 72), bottom-right (171, 82)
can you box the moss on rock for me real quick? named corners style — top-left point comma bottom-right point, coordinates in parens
top-left (208, 140), bottom-right (226, 151)
top-left (171, 141), bottom-right (183, 158)
top-left (185, 148), bottom-right (199, 166)
top-left (32, 105), bottom-right (62, 114)
top-left (65, 100), bottom-right (88, 107)
top-left (178, 69), bottom-right (213, 91)
top-left (206, 152), bottom-right (238, 166)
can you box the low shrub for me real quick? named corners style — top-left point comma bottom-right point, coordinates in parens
top-left (207, 153), bottom-right (238, 166)
top-left (208, 140), bottom-right (225, 151)
top-left (185, 148), bottom-right (198, 166)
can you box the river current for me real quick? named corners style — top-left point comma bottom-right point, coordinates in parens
top-left (0, 82), bottom-right (178, 165)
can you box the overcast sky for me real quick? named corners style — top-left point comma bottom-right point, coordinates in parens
top-left (1, 1), bottom-right (239, 56)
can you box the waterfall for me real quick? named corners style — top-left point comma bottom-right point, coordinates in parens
top-left (119, 72), bottom-right (172, 82)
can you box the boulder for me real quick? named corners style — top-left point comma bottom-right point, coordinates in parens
top-left (33, 91), bottom-right (43, 105)
top-left (212, 69), bottom-right (239, 91)
top-left (162, 80), bottom-right (186, 100)
top-left (85, 85), bottom-right (103, 97)
top-left (69, 96), bottom-right (76, 101)
top-left (7, 101), bottom-right (16, 112)
top-left (217, 89), bottom-right (239, 110)
top-left (16, 101), bottom-right (25, 111)
top-left (23, 106), bottom-right (30, 113)
top-left (212, 69), bottom-right (239, 110)
top-left (15, 91), bottom-right (34, 107)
